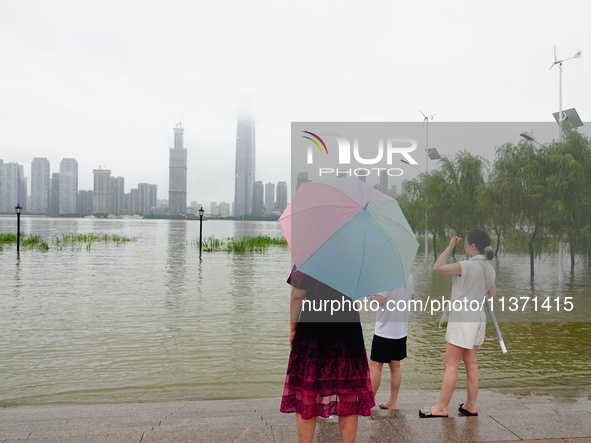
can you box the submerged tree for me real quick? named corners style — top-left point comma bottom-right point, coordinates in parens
top-left (400, 150), bottom-right (487, 261)
top-left (545, 130), bottom-right (591, 271)
top-left (492, 141), bottom-right (550, 279)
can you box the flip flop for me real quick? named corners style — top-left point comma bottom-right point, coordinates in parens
top-left (419, 407), bottom-right (448, 418)
top-left (379, 403), bottom-right (395, 410)
top-left (458, 403), bottom-right (478, 416)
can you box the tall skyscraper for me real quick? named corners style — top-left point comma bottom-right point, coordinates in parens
top-left (276, 181), bottom-right (288, 212)
top-left (59, 158), bottom-right (78, 214)
top-left (264, 182), bottom-right (275, 213)
top-left (93, 168), bottom-right (111, 213)
top-left (169, 123), bottom-right (187, 214)
top-left (234, 115), bottom-right (255, 217)
top-left (30, 157), bottom-right (50, 213)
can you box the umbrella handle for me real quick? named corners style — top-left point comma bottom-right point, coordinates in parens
top-left (484, 298), bottom-right (508, 354)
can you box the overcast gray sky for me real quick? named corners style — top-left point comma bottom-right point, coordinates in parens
top-left (1, 0), bottom-right (590, 205)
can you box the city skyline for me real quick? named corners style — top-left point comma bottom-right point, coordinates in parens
top-left (0, 155), bottom-right (289, 216)
top-left (1, 1), bottom-right (590, 206)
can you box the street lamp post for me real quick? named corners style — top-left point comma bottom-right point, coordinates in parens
top-left (198, 207), bottom-right (205, 258)
top-left (402, 149), bottom-right (440, 262)
top-left (401, 159), bottom-right (426, 259)
top-left (550, 47), bottom-right (582, 282)
top-left (15, 204), bottom-right (22, 253)
top-left (519, 132), bottom-right (544, 147)
top-left (421, 111), bottom-right (434, 261)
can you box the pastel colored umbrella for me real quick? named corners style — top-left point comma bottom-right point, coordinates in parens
top-left (279, 176), bottom-right (418, 299)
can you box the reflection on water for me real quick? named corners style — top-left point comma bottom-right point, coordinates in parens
top-left (0, 217), bottom-right (589, 406)
top-left (165, 220), bottom-right (188, 307)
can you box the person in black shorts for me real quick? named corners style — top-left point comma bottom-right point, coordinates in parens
top-left (368, 274), bottom-right (414, 410)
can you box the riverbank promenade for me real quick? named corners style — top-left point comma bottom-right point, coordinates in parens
top-left (1, 386), bottom-right (590, 442)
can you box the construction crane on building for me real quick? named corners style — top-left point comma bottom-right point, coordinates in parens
top-left (85, 164), bottom-right (108, 172)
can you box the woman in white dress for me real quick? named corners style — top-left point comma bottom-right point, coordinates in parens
top-left (419, 229), bottom-right (496, 418)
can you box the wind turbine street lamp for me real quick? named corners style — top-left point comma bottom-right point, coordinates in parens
top-left (402, 115), bottom-right (441, 262)
top-left (550, 46), bottom-right (582, 282)
top-left (419, 111), bottom-right (441, 261)
top-left (550, 47), bottom-right (582, 142)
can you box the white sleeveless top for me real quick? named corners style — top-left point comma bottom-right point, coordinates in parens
top-left (446, 255), bottom-right (495, 348)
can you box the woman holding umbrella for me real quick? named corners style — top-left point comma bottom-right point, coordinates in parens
top-left (419, 229), bottom-right (496, 418)
top-left (278, 176), bottom-right (418, 440)
top-left (280, 267), bottom-right (375, 442)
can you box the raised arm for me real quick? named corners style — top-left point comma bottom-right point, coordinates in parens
top-left (432, 236), bottom-right (462, 276)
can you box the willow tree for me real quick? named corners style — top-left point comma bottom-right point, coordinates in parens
top-left (400, 171), bottom-right (452, 261)
top-left (436, 150), bottom-right (488, 239)
top-left (545, 130), bottom-right (591, 270)
top-left (477, 177), bottom-right (510, 257)
top-left (492, 141), bottom-right (550, 278)
top-left (423, 170), bottom-right (454, 259)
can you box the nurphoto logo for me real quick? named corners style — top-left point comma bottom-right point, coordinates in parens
top-left (300, 128), bottom-right (418, 179)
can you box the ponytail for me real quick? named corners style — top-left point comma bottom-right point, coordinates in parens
top-left (467, 229), bottom-right (494, 260)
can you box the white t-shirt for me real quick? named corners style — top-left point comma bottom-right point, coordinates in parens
top-left (374, 274), bottom-right (414, 340)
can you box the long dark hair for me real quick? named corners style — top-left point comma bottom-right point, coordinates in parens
top-left (466, 229), bottom-right (494, 260)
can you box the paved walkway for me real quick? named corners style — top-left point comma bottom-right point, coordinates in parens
top-left (1, 386), bottom-right (590, 442)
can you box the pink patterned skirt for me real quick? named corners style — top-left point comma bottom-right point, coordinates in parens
top-left (280, 321), bottom-right (375, 420)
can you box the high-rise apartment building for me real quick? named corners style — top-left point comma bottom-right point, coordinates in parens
top-left (30, 157), bottom-right (50, 213)
top-left (252, 180), bottom-right (264, 216)
top-left (77, 190), bottom-right (94, 214)
top-left (234, 115), bottom-right (255, 217)
top-left (138, 183), bottom-right (157, 215)
top-left (0, 162), bottom-right (26, 212)
top-left (93, 168), bottom-right (111, 214)
top-left (0, 160), bottom-right (3, 209)
top-left (219, 202), bottom-right (231, 216)
top-left (276, 181), bottom-right (288, 212)
top-left (379, 170), bottom-right (388, 194)
top-left (0, 159), bottom-right (3, 211)
top-left (264, 182), bottom-right (275, 213)
top-left (296, 172), bottom-right (310, 191)
top-left (110, 176), bottom-right (125, 216)
top-left (59, 158), bottom-right (78, 214)
top-left (129, 188), bottom-right (139, 215)
top-left (169, 124), bottom-right (187, 214)
top-left (49, 173), bottom-right (60, 214)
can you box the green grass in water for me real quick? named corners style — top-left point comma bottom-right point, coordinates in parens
top-left (0, 232), bottom-right (135, 252)
top-left (197, 235), bottom-right (287, 253)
